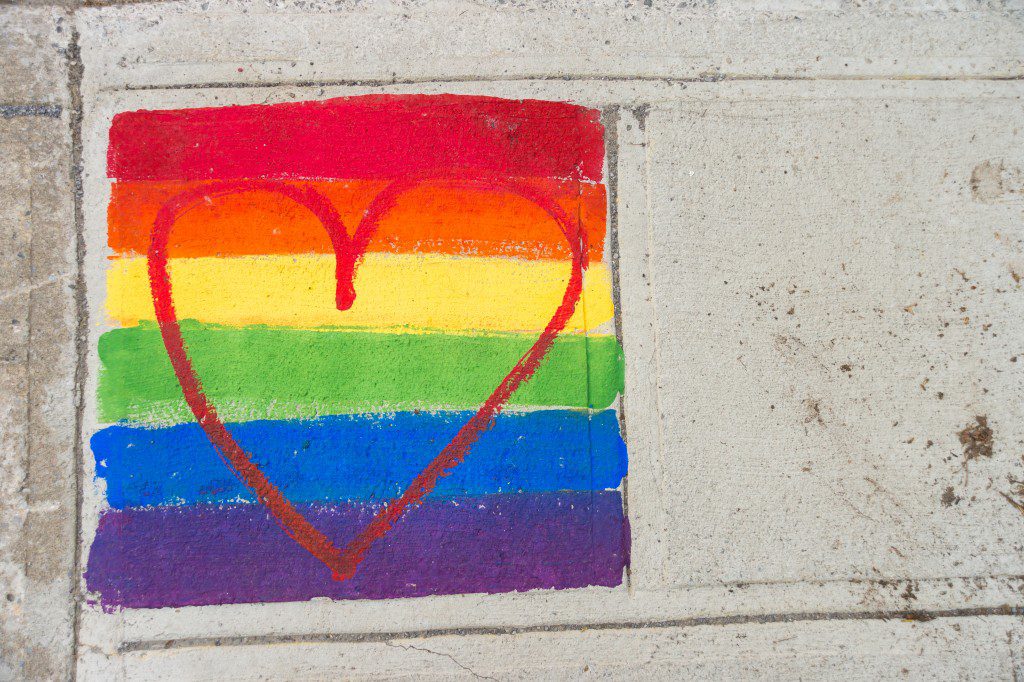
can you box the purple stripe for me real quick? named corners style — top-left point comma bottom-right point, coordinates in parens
top-left (85, 492), bottom-right (628, 609)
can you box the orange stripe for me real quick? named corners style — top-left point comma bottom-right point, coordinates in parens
top-left (108, 179), bottom-right (607, 260)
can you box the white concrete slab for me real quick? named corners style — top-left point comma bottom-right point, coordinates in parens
top-left (61, 1), bottom-right (1024, 676)
top-left (73, 80), bottom-right (1024, 656)
top-left (635, 80), bottom-right (1024, 590)
top-left (78, 615), bottom-right (1024, 680)
top-left (77, 0), bottom-right (1024, 91)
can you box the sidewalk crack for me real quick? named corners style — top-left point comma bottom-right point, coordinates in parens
top-left (385, 641), bottom-right (498, 681)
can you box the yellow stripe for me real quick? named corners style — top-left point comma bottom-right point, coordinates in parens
top-left (106, 253), bottom-right (614, 333)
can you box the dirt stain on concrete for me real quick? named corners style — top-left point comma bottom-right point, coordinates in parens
top-left (803, 398), bottom-right (824, 426)
top-left (958, 415), bottom-right (994, 461)
top-left (970, 159), bottom-right (1023, 203)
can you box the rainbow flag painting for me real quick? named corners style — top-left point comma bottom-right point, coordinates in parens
top-left (85, 94), bottom-right (629, 608)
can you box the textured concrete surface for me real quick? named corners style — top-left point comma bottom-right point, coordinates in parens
top-left (633, 81), bottom-right (1024, 589)
top-left (0, 8), bottom-right (77, 681)
top-left (3, 0), bottom-right (1024, 679)
top-left (77, 616), bottom-right (1024, 680)
top-left (0, 8), bottom-right (69, 108)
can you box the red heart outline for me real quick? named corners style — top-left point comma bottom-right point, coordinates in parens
top-left (147, 173), bottom-right (589, 581)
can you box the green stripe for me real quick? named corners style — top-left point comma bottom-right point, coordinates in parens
top-left (98, 322), bottom-right (624, 425)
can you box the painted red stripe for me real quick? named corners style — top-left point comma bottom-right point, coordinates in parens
top-left (108, 95), bottom-right (605, 183)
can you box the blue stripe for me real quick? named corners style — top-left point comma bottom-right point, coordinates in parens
top-left (92, 410), bottom-right (626, 508)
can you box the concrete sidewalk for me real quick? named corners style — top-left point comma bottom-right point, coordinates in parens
top-left (2, 2), bottom-right (1023, 679)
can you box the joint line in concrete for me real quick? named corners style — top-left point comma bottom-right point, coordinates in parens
top-left (117, 604), bottom-right (1024, 654)
top-left (68, 24), bottom-right (88, 682)
top-left (114, 72), bottom-right (1024, 93)
top-left (0, 103), bottom-right (63, 118)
